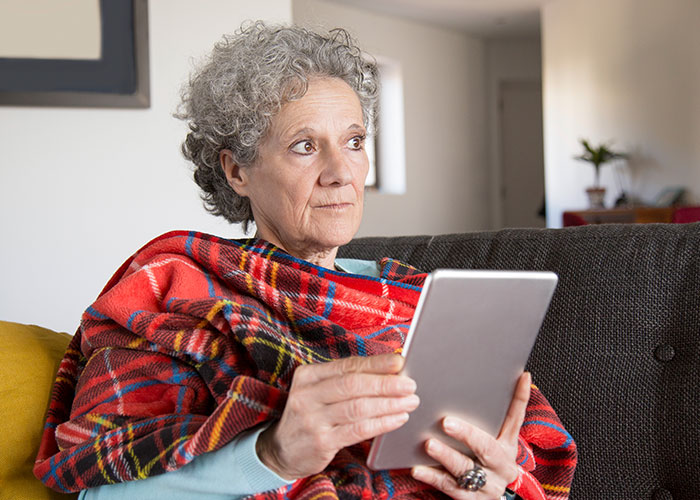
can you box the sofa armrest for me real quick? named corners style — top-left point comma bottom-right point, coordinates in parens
top-left (0, 320), bottom-right (78, 499)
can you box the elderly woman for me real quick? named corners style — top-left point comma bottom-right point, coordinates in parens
top-left (35, 23), bottom-right (576, 500)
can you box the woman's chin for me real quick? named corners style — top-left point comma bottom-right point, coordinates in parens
top-left (307, 215), bottom-right (361, 247)
top-left (318, 233), bottom-right (356, 250)
top-left (311, 226), bottom-right (359, 250)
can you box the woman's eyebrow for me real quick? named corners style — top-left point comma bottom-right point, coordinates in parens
top-left (282, 124), bottom-right (365, 142)
top-left (281, 126), bottom-right (315, 143)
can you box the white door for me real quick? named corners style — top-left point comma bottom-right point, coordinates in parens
top-left (499, 81), bottom-right (545, 228)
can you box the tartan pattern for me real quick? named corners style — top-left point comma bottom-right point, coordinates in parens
top-left (34, 231), bottom-right (576, 499)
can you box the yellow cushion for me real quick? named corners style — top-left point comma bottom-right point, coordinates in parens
top-left (0, 321), bottom-right (78, 499)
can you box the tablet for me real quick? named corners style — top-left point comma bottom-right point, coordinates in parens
top-left (366, 269), bottom-right (557, 470)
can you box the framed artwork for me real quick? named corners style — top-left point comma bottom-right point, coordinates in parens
top-left (0, 0), bottom-right (149, 108)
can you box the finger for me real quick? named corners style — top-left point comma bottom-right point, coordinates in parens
top-left (498, 372), bottom-right (531, 445)
top-left (414, 464), bottom-right (507, 500)
top-left (293, 354), bottom-right (405, 386)
top-left (308, 371), bottom-right (417, 405)
top-left (423, 438), bottom-right (475, 479)
top-left (335, 411), bottom-right (410, 447)
top-left (411, 466), bottom-right (468, 499)
top-left (442, 416), bottom-right (502, 470)
top-left (326, 394), bottom-right (420, 424)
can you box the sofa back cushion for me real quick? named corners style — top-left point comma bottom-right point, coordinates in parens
top-left (0, 320), bottom-right (78, 499)
top-left (339, 223), bottom-right (700, 500)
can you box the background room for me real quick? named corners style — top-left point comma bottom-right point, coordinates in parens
top-left (1, 0), bottom-right (698, 333)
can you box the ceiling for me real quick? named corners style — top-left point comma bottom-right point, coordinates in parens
top-left (329, 0), bottom-right (553, 39)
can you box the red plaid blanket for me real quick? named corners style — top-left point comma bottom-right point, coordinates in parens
top-left (34, 231), bottom-right (576, 498)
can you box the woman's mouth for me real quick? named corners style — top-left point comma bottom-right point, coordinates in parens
top-left (316, 203), bottom-right (352, 210)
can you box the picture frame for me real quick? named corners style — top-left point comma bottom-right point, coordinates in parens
top-left (0, 0), bottom-right (149, 108)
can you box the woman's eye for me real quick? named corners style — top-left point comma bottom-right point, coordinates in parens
top-left (348, 135), bottom-right (365, 150)
top-left (290, 140), bottom-right (314, 154)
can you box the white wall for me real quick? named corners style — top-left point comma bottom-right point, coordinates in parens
top-left (542, 0), bottom-right (700, 227)
top-left (485, 39), bottom-right (542, 228)
top-left (0, 0), bottom-right (292, 333)
top-left (293, 0), bottom-right (488, 237)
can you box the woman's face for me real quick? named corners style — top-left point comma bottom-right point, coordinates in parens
top-left (223, 77), bottom-right (369, 264)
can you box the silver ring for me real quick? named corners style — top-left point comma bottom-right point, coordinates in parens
top-left (456, 464), bottom-right (487, 491)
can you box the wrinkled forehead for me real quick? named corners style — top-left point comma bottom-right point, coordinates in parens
top-left (267, 77), bottom-right (365, 139)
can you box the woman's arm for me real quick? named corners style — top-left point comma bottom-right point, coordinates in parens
top-left (81, 352), bottom-right (418, 498)
top-left (80, 425), bottom-right (292, 499)
top-left (76, 350), bottom-right (418, 497)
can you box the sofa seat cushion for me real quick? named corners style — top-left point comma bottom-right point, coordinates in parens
top-left (0, 320), bottom-right (78, 499)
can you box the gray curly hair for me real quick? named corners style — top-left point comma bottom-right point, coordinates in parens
top-left (177, 21), bottom-right (380, 231)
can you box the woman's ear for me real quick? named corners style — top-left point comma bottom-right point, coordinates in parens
top-left (220, 149), bottom-right (249, 196)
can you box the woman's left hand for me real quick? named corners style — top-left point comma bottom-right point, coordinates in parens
top-left (411, 372), bottom-right (531, 499)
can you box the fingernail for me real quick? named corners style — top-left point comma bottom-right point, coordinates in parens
top-left (443, 416), bottom-right (457, 431)
top-left (400, 377), bottom-right (417, 392)
top-left (387, 353), bottom-right (404, 370)
top-left (425, 439), bottom-right (435, 452)
top-left (393, 412), bottom-right (409, 424)
top-left (412, 466), bottom-right (427, 480)
top-left (401, 393), bottom-right (419, 407)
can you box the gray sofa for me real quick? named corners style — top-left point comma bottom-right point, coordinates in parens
top-left (339, 223), bottom-right (700, 500)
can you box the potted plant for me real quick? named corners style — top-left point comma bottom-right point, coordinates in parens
top-left (575, 139), bottom-right (626, 208)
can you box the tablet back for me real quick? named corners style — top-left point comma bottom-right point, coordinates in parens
top-left (366, 269), bottom-right (557, 470)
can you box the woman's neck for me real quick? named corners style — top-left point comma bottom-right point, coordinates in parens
top-left (254, 232), bottom-right (339, 270)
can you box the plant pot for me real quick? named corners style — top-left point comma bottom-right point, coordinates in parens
top-left (585, 187), bottom-right (606, 209)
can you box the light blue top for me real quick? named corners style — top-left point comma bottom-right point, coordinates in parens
top-left (334, 258), bottom-right (380, 277)
top-left (80, 259), bottom-right (379, 500)
top-left (78, 425), bottom-right (291, 499)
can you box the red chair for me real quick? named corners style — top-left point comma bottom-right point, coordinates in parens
top-left (563, 212), bottom-right (588, 227)
top-left (672, 206), bottom-right (700, 223)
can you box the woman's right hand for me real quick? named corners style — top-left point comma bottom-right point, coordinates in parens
top-left (256, 353), bottom-right (419, 480)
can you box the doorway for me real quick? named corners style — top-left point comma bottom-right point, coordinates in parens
top-left (499, 81), bottom-right (545, 228)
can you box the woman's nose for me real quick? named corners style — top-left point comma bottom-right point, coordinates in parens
top-left (319, 148), bottom-right (354, 186)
